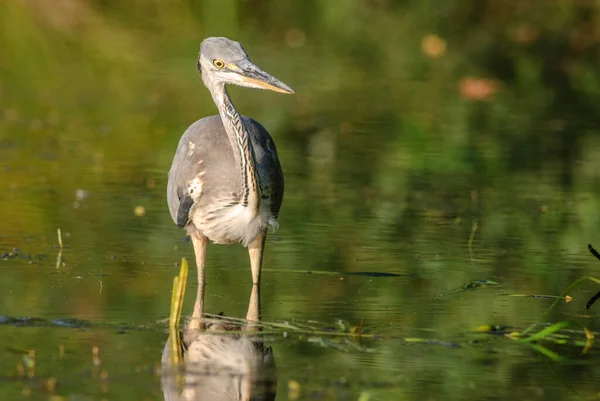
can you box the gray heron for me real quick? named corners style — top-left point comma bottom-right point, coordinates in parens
top-left (167, 37), bottom-right (293, 331)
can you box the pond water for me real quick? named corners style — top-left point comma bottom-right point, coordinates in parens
top-left (1, 1), bottom-right (600, 400)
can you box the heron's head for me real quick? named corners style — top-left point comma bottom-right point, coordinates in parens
top-left (197, 37), bottom-right (294, 95)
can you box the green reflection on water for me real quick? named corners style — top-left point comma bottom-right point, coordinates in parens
top-left (1, 1), bottom-right (600, 400)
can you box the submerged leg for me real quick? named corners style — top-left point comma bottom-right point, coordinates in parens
top-left (189, 233), bottom-right (208, 331)
top-left (245, 231), bottom-right (266, 332)
top-left (248, 230), bottom-right (267, 285)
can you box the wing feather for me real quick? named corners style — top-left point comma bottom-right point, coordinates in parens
top-left (176, 192), bottom-right (194, 228)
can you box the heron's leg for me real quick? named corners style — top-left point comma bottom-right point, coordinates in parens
top-left (189, 233), bottom-right (208, 332)
top-left (243, 284), bottom-right (260, 332)
top-left (245, 232), bottom-right (265, 332)
top-left (248, 230), bottom-right (266, 285)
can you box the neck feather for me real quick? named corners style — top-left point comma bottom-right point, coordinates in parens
top-left (210, 84), bottom-right (261, 212)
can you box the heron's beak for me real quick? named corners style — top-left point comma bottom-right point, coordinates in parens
top-left (233, 59), bottom-right (295, 94)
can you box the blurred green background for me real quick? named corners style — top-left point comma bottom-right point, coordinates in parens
top-left (1, 0), bottom-right (600, 400)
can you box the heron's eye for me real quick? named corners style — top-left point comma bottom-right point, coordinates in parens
top-left (213, 59), bottom-right (225, 69)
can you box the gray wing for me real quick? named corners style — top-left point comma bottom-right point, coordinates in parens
top-left (244, 117), bottom-right (284, 221)
top-left (166, 115), bottom-right (284, 229)
top-left (167, 115), bottom-right (238, 228)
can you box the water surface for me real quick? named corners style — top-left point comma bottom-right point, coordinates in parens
top-left (1, 1), bottom-right (600, 400)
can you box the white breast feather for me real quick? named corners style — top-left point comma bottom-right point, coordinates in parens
top-left (192, 199), bottom-right (277, 246)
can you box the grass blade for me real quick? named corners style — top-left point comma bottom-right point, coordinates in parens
top-left (545, 276), bottom-right (600, 315)
top-left (168, 258), bottom-right (189, 367)
top-left (518, 321), bottom-right (571, 343)
top-left (529, 343), bottom-right (563, 362)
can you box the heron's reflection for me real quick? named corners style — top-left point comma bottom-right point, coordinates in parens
top-left (161, 262), bottom-right (276, 401)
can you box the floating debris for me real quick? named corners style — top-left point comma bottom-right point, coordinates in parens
top-left (50, 318), bottom-right (88, 328)
top-left (500, 320), bottom-right (597, 360)
top-left (350, 320), bottom-right (365, 341)
top-left (514, 321), bottom-right (571, 343)
top-left (436, 279), bottom-right (499, 297)
top-left (57, 228), bottom-right (63, 249)
top-left (404, 337), bottom-right (461, 348)
top-left (75, 188), bottom-right (89, 201)
top-left (1, 248), bottom-right (20, 260)
top-left (502, 293), bottom-right (573, 302)
top-left (56, 228), bottom-right (63, 269)
top-left (263, 268), bottom-right (409, 278)
top-left (473, 325), bottom-right (512, 333)
top-left (345, 271), bottom-right (409, 278)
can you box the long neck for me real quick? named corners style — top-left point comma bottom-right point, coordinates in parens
top-left (210, 84), bottom-right (261, 212)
